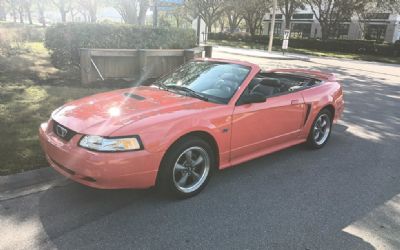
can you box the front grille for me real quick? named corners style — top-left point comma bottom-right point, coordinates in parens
top-left (52, 121), bottom-right (77, 141)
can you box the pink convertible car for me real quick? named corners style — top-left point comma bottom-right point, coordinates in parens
top-left (39, 58), bottom-right (344, 198)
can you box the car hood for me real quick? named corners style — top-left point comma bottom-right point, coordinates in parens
top-left (52, 86), bottom-right (216, 136)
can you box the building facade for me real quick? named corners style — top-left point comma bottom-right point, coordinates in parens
top-left (263, 8), bottom-right (400, 43)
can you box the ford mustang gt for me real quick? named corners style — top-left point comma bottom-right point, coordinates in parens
top-left (39, 58), bottom-right (344, 198)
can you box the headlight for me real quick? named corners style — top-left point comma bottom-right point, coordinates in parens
top-left (79, 135), bottom-right (143, 152)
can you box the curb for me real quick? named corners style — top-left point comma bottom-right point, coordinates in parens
top-left (213, 46), bottom-right (311, 61)
top-left (0, 167), bottom-right (62, 193)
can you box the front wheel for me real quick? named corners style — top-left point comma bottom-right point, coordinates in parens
top-left (157, 136), bottom-right (215, 198)
top-left (307, 109), bottom-right (332, 149)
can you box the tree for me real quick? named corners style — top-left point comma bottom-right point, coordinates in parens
top-left (6, 0), bottom-right (18, 22)
top-left (0, 0), bottom-right (7, 21)
top-left (278, 0), bottom-right (305, 29)
top-left (52, 0), bottom-right (73, 22)
top-left (170, 5), bottom-right (193, 28)
top-left (23, 0), bottom-right (33, 24)
top-left (239, 0), bottom-right (270, 37)
top-left (113, 0), bottom-right (149, 25)
top-left (80, 0), bottom-right (97, 22)
top-left (36, 0), bottom-right (47, 26)
top-left (378, 0), bottom-right (400, 13)
top-left (16, 0), bottom-right (24, 23)
top-left (224, 0), bottom-right (243, 32)
top-left (305, 0), bottom-right (366, 40)
top-left (185, 0), bottom-right (225, 33)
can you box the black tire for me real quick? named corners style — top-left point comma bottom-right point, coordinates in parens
top-left (307, 109), bottom-right (333, 149)
top-left (157, 136), bottom-right (215, 198)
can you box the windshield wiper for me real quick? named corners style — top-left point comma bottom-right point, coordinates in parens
top-left (165, 85), bottom-right (209, 102)
top-left (153, 81), bottom-right (168, 90)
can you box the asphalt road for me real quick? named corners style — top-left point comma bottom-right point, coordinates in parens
top-left (1, 49), bottom-right (400, 250)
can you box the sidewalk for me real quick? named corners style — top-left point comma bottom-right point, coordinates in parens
top-left (212, 45), bottom-right (310, 61)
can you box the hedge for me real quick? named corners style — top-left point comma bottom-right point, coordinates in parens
top-left (208, 32), bottom-right (399, 57)
top-left (0, 23), bottom-right (45, 43)
top-left (45, 23), bottom-right (197, 69)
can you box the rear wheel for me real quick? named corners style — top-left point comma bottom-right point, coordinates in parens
top-left (158, 136), bottom-right (215, 198)
top-left (307, 109), bottom-right (332, 149)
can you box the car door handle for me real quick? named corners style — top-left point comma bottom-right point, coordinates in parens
top-left (291, 99), bottom-right (300, 105)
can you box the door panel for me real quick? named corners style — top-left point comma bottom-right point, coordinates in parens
top-left (231, 92), bottom-right (305, 161)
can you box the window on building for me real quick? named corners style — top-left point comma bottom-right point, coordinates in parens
top-left (267, 22), bottom-right (282, 36)
top-left (292, 14), bottom-right (314, 20)
top-left (290, 23), bottom-right (312, 38)
top-left (365, 13), bottom-right (390, 20)
top-left (365, 24), bottom-right (387, 41)
top-left (330, 23), bottom-right (350, 39)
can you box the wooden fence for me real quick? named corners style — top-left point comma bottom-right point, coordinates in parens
top-left (80, 47), bottom-right (205, 84)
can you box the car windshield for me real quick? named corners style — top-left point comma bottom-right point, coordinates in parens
top-left (155, 61), bottom-right (250, 104)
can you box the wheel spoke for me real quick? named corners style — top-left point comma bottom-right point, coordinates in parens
top-left (175, 164), bottom-right (186, 172)
top-left (191, 171), bottom-right (201, 180)
top-left (321, 119), bottom-right (327, 128)
top-left (192, 155), bottom-right (204, 167)
top-left (178, 172), bottom-right (189, 186)
top-left (185, 150), bottom-right (193, 163)
top-left (314, 131), bottom-right (320, 140)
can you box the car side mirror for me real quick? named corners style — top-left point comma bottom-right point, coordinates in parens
top-left (237, 92), bottom-right (266, 105)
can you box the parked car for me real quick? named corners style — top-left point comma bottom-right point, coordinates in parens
top-left (39, 58), bottom-right (344, 198)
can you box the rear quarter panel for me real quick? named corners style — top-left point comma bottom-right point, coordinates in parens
top-left (299, 81), bottom-right (344, 138)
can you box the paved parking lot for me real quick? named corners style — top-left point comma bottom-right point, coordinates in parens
top-left (1, 49), bottom-right (399, 250)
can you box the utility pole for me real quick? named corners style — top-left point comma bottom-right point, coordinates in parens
top-left (268, 0), bottom-right (277, 53)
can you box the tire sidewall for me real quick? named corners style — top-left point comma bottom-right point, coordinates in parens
top-left (158, 136), bottom-right (215, 198)
top-left (307, 109), bottom-right (333, 149)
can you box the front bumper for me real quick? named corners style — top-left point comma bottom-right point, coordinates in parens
top-left (39, 122), bottom-right (163, 189)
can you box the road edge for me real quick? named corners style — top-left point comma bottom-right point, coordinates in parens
top-left (0, 167), bottom-right (61, 193)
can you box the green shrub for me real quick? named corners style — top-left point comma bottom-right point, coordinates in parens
top-left (45, 23), bottom-right (197, 69)
top-left (0, 23), bottom-right (45, 55)
top-left (209, 32), bottom-right (397, 57)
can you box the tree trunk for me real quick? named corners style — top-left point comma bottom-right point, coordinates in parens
top-left (89, 10), bottom-right (97, 23)
top-left (138, 0), bottom-right (149, 26)
top-left (320, 24), bottom-right (330, 40)
top-left (284, 13), bottom-right (291, 29)
top-left (0, 3), bottom-right (6, 21)
top-left (12, 8), bottom-right (17, 22)
top-left (207, 24), bottom-right (212, 33)
top-left (18, 9), bottom-right (24, 23)
top-left (249, 24), bottom-right (256, 38)
top-left (61, 10), bottom-right (67, 22)
top-left (39, 11), bottom-right (46, 27)
top-left (227, 14), bottom-right (241, 33)
top-left (27, 9), bottom-right (33, 24)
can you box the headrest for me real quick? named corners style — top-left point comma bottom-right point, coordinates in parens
top-left (259, 78), bottom-right (281, 87)
top-left (220, 73), bottom-right (237, 81)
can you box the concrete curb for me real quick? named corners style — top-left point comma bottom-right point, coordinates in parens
top-left (0, 167), bottom-right (62, 193)
top-left (213, 46), bottom-right (311, 61)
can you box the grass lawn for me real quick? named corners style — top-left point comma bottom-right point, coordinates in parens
top-left (0, 43), bottom-right (128, 175)
top-left (208, 39), bottom-right (400, 64)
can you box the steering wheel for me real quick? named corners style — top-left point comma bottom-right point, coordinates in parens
top-left (215, 79), bottom-right (238, 93)
top-left (215, 79), bottom-right (237, 94)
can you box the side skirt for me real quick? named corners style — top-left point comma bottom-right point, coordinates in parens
top-left (219, 138), bottom-right (306, 170)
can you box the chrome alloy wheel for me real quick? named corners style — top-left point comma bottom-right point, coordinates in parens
top-left (173, 146), bottom-right (210, 193)
top-left (313, 113), bottom-right (331, 146)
